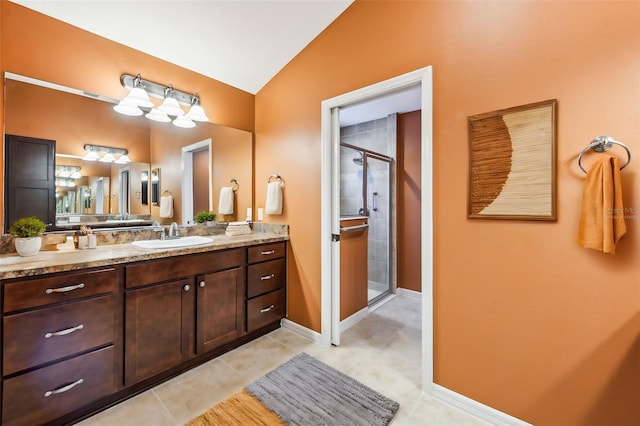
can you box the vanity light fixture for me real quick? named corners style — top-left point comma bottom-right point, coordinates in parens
top-left (116, 73), bottom-right (209, 128)
top-left (83, 144), bottom-right (131, 163)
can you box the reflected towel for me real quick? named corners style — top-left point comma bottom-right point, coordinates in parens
top-left (218, 186), bottom-right (234, 215)
top-left (265, 181), bottom-right (283, 215)
top-left (578, 155), bottom-right (626, 254)
top-left (159, 195), bottom-right (173, 218)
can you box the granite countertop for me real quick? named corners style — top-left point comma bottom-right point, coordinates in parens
top-left (0, 232), bottom-right (289, 280)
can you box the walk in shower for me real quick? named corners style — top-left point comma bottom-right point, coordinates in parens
top-left (340, 124), bottom-right (394, 305)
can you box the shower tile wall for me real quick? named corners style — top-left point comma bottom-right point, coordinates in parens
top-left (340, 115), bottom-right (397, 294)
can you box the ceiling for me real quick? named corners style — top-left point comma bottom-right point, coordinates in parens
top-left (10, 0), bottom-right (354, 95)
top-left (10, 0), bottom-right (421, 126)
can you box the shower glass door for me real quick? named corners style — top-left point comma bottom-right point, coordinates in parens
top-left (340, 143), bottom-right (392, 305)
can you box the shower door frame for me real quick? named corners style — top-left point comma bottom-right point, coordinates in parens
top-left (340, 142), bottom-right (394, 304)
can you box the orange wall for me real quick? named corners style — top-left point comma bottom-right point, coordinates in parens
top-left (255, 1), bottom-right (639, 425)
top-left (397, 110), bottom-right (421, 292)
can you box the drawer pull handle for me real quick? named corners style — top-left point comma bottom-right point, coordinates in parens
top-left (46, 283), bottom-right (85, 294)
top-left (261, 250), bottom-right (275, 255)
top-left (44, 324), bottom-right (84, 339)
top-left (44, 378), bottom-right (84, 397)
top-left (260, 274), bottom-right (275, 281)
top-left (260, 304), bottom-right (275, 313)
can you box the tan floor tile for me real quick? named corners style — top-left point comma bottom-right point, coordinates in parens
top-left (153, 358), bottom-right (248, 424)
top-left (76, 390), bottom-right (176, 426)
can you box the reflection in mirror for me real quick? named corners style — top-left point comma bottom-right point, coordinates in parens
top-left (151, 168), bottom-right (160, 205)
top-left (4, 72), bottom-right (253, 228)
top-left (141, 171), bottom-right (149, 205)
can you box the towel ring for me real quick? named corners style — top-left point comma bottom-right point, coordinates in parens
top-left (230, 178), bottom-right (239, 192)
top-left (162, 189), bottom-right (173, 197)
top-left (577, 136), bottom-right (631, 174)
top-left (268, 173), bottom-right (284, 184)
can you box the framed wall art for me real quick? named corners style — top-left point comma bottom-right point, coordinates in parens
top-left (468, 99), bottom-right (557, 221)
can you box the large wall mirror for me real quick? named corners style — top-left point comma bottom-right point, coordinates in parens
top-left (3, 73), bottom-right (253, 231)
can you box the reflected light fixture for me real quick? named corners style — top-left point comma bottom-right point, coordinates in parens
top-left (56, 165), bottom-right (82, 179)
top-left (83, 144), bottom-right (131, 163)
top-left (115, 73), bottom-right (209, 128)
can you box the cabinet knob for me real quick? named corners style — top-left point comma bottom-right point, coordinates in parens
top-left (183, 284), bottom-right (190, 291)
top-left (199, 281), bottom-right (205, 288)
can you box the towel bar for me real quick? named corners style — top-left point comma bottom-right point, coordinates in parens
top-left (340, 223), bottom-right (369, 233)
top-left (577, 136), bottom-right (631, 173)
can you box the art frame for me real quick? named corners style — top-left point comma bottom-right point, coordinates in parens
top-left (468, 99), bottom-right (557, 221)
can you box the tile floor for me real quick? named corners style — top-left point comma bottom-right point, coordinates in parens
top-left (78, 295), bottom-right (488, 425)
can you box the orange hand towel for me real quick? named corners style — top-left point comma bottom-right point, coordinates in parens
top-left (578, 155), bottom-right (626, 254)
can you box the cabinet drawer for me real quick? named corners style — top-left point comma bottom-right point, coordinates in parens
top-left (126, 248), bottom-right (245, 288)
top-left (247, 258), bottom-right (285, 298)
top-left (3, 295), bottom-right (115, 375)
top-left (3, 267), bottom-right (116, 312)
top-left (247, 288), bottom-right (286, 333)
top-left (2, 346), bottom-right (116, 426)
top-left (248, 242), bottom-right (285, 264)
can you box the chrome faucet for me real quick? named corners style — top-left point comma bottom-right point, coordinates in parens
top-left (168, 222), bottom-right (179, 239)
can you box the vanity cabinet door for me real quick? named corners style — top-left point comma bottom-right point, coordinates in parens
top-left (124, 278), bottom-right (194, 386)
top-left (196, 267), bottom-right (246, 354)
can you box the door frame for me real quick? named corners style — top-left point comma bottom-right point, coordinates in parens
top-left (320, 66), bottom-right (433, 391)
top-left (181, 138), bottom-right (212, 225)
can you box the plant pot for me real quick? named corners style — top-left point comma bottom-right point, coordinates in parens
top-left (14, 237), bottom-right (42, 257)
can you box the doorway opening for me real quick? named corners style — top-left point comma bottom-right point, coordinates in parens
top-left (181, 138), bottom-right (212, 225)
top-left (320, 66), bottom-right (433, 391)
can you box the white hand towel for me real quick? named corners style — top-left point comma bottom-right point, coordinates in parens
top-left (218, 186), bottom-right (234, 215)
top-left (265, 181), bottom-right (283, 215)
top-left (159, 195), bottom-right (173, 218)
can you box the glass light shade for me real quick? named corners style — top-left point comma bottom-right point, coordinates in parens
top-left (68, 181), bottom-right (76, 187)
top-left (158, 96), bottom-right (184, 116)
top-left (186, 104), bottom-right (209, 122)
top-left (125, 87), bottom-right (154, 108)
top-left (114, 154), bottom-right (131, 164)
top-left (58, 169), bottom-right (70, 177)
top-left (82, 151), bottom-right (100, 161)
top-left (99, 152), bottom-right (116, 163)
top-left (173, 115), bottom-right (195, 128)
top-left (145, 108), bottom-right (171, 122)
top-left (71, 171), bottom-right (82, 179)
top-left (113, 98), bottom-right (143, 116)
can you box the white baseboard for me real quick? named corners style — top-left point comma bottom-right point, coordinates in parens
top-left (280, 319), bottom-right (326, 345)
top-left (431, 384), bottom-right (533, 426)
top-left (397, 287), bottom-right (421, 300)
top-left (340, 307), bottom-right (368, 333)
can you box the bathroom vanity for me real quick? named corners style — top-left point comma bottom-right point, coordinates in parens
top-left (0, 233), bottom-right (287, 425)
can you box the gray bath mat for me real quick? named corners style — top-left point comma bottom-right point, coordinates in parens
top-left (246, 352), bottom-right (399, 426)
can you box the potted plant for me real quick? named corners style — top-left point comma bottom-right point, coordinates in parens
top-left (194, 211), bottom-right (216, 225)
top-left (9, 216), bottom-right (47, 256)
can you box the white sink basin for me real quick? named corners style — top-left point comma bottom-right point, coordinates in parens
top-left (131, 236), bottom-right (214, 249)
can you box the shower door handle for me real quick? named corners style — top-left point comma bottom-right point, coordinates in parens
top-left (372, 192), bottom-right (378, 212)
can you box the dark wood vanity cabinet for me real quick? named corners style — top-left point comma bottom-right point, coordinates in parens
top-left (1, 241), bottom-right (286, 425)
top-left (1, 267), bottom-right (121, 426)
top-left (247, 242), bottom-right (287, 333)
top-left (197, 267), bottom-right (246, 354)
top-left (124, 278), bottom-right (195, 386)
top-left (123, 248), bottom-right (247, 386)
